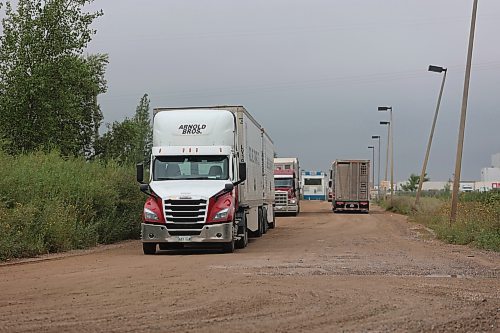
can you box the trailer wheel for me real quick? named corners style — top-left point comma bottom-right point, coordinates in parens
top-left (235, 214), bottom-right (248, 249)
top-left (142, 243), bottom-right (157, 255)
top-left (262, 207), bottom-right (268, 234)
top-left (254, 207), bottom-right (263, 237)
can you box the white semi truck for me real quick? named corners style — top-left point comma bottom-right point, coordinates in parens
top-left (274, 157), bottom-right (300, 215)
top-left (136, 106), bottom-right (275, 254)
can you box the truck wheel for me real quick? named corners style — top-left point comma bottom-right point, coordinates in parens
top-left (235, 214), bottom-right (248, 249)
top-left (222, 240), bottom-right (235, 253)
top-left (143, 243), bottom-right (157, 255)
top-left (262, 207), bottom-right (268, 234)
top-left (253, 208), bottom-right (263, 238)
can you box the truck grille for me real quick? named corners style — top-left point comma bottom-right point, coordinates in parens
top-left (275, 191), bottom-right (288, 206)
top-left (164, 199), bottom-right (207, 223)
top-left (164, 199), bottom-right (206, 236)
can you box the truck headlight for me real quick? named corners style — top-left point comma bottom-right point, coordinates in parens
top-left (144, 208), bottom-right (159, 221)
top-left (289, 198), bottom-right (297, 204)
top-left (213, 208), bottom-right (229, 221)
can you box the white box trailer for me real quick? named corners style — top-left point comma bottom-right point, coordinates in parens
top-left (331, 159), bottom-right (370, 213)
top-left (262, 130), bottom-right (276, 229)
top-left (301, 171), bottom-right (328, 200)
top-left (136, 106), bottom-right (275, 254)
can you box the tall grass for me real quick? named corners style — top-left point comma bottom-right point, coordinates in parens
top-left (379, 192), bottom-right (500, 251)
top-left (0, 151), bottom-right (144, 261)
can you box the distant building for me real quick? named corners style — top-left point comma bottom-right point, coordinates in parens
top-left (481, 153), bottom-right (500, 182)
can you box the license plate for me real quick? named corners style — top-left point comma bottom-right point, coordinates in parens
top-left (177, 236), bottom-right (192, 242)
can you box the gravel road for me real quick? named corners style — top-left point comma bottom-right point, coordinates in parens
top-left (0, 201), bottom-right (498, 332)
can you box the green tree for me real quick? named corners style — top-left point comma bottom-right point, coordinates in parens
top-left (0, 0), bottom-right (107, 156)
top-left (401, 173), bottom-right (429, 192)
top-left (133, 93), bottom-right (153, 165)
top-left (96, 94), bottom-right (152, 165)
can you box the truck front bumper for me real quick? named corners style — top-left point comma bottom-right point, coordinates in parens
top-left (141, 222), bottom-right (233, 243)
top-left (275, 204), bottom-right (299, 213)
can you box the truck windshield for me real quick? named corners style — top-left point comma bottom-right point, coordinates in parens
top-left (154, 155), bottom-right (229, 180)
top-left (275, 178), bottom-right (293, 188)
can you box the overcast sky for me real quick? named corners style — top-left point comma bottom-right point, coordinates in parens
top-left (5, 0), bottom-right (500, 182)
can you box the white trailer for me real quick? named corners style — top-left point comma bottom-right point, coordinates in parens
top-left (330, 160), bottom-right (370, 213)
top-left (136, 106), bottom-right (275, 254)
top-left (301, 171), bottom-right (328, 200)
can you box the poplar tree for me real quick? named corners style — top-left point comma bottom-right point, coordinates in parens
top-left (96, 94), bottom-right (153, 166)
top-left (0, 0), bottom-right (107, 156)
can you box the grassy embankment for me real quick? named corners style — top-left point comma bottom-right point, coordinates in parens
top-left (0, 151), bottom-right (144, 261)
top-left (379, 192), bottom-right (500, 251)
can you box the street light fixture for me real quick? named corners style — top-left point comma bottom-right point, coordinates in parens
top-left (379, 107), bottom-right (394, 205)
top-left (372, 135), bottom-right (381, 198)
top-left (415, 65), bottom-right (448, 207)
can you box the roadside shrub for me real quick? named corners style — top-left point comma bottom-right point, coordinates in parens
top-left (0, 151), bottom-right (143, 261)
top-left (379, 192), bottom-right (500, 252)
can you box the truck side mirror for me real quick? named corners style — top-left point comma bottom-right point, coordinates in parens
top-left (136, 163), bottom-right (144, 183)
top-left (328, 180), bottom-right (332, 188)
top-left (239, 162), bottom-right (247, 182)
top-left (225, 183), bottom-right (234, 191)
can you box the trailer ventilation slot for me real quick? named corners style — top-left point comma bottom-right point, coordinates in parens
top-left (360, 164), bottom-right (368, 176)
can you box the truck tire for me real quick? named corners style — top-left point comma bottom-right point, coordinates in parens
top-left (222, 240), bottom-right (235, 253)
top-left (262, 207), bottom-right (268, 234)
top-left (143, 243), bottom-right (156, 255)
top-left (252, 207), bottom-right (263, 238)
top-left (235, 214), bottom-right (248, 249)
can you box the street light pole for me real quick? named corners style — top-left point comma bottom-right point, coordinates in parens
top-left (372, 135), bottom-right (381, 198)
top-left (380, 121), bottom-right (390, 199)
top-left (379, 106), bottom-right (394, 206)
top-left (415, 65), bottom-right (447, 207)
top-left (451, 0), bottom-right (479, 223)
top-left (368, 146), bottom-right (375, 194)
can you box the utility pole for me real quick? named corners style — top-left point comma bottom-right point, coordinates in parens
top-left (450, 0), bottom-right (478, 223)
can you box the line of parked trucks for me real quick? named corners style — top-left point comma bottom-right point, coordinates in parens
top-left (136, 105), bottom-right (370, 254)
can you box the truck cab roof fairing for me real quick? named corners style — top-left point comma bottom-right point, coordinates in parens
top-left (152, 110), bottom-right (235, 148)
